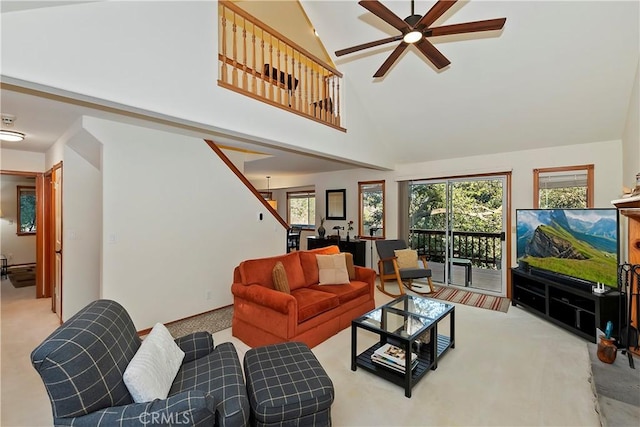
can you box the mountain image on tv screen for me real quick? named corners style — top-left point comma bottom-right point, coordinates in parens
top-left (516, 209), bottom-right (618, 286)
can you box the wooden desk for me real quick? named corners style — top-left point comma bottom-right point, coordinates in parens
top-left (307, 236), bottom-right (366, 267)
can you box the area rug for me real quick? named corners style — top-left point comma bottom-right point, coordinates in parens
top-left (429, 286), bottom-right (510, 313)
top-left (164, 305), bottom-right (234, 337)
top-left (8, 266), bottom-right (36, 288)
top-left (588, 342), bottom-right (640, 426)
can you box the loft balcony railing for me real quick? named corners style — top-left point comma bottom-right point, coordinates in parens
top-left (409, 229), bottom-right (503, 269)
top-left (218, 1), bottom-right (345, 131)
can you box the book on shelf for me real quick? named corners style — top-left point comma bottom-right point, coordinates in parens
top-left (371, 343), bottom-right (418, 372)
top-left (371, 353), bottom-right (418, 373)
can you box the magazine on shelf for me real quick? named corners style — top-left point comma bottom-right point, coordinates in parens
top-left (372, 343), bottom-right (418, 371)
top-left (371, 353), bottom-right (419, 373)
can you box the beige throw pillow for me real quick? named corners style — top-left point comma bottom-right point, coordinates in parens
top-left (344, 252), bottom-right (356, 280)
top-left (394, 248), bottom-right (419, 269)
top-left (272, 261), bottom-right (290, 294)
top-left (316, 253), bottom-right (350, 285)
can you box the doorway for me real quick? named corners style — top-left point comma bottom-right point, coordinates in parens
top-left (0, 171), bottom-right (42, 296)
top-left (407, 174), bottom-right (509, 296)
top-left (44, 163), bottom-right (63, 320)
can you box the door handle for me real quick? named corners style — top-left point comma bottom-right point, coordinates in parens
top-left (55, 250), bottom-right (62, 254)
top-left (500, 232), bottom-right (506, 241)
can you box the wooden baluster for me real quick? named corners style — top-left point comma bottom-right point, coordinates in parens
top-left (261, 37), bottom-right (266, 97)
top-left (296, 56), bottom-right (301, 112)
top-left (283, 49), bottom-right (289, 106)
top-left (221, 9), bottom-right (227, 83)
top-left (276, 42), bottom-right (282, 105)
top-left (330, 76), bottom-right (336, 125)
top-left (303, 61), bottom-right (309, 115)
top-left (336, 77), bottom-right (341, 127)
top-left (242, 19), bottom-right (247, 90)
top-left (310, 68), bottom-right (316, 118)
top-left (231, 15), bottom-right (238, 87)
top-left (251, 31), bottom-right (257, 95)
top-left (320, 69), bottom-right (325, 122)
top-left (268, 37), bottom-right (274, 101)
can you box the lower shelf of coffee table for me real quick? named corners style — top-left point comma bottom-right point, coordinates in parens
top-left (355, 335), bottom-right (452, 389)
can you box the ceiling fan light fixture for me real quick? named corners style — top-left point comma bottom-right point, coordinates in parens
top-left (0, 130), bottom-right (25, 142)
top-left (403, 30), bottom-right (423, 44)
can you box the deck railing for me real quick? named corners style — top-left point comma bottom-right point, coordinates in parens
top-left (218, 1), bottom-right (344, 131)
top-left (409, 229), bottom-right (503, 269)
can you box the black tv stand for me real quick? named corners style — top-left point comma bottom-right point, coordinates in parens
top-left (511, 268), bottom-right (620, 343)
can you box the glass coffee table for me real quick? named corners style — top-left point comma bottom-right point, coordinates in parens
top-left (351, 294), bottom-right (455, 398)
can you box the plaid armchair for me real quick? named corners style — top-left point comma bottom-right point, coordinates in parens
top-left (31, 299), bottom-right (249, 427)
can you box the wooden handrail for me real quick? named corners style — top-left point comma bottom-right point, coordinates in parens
top-left (204, 139), bottom-right (289, 230)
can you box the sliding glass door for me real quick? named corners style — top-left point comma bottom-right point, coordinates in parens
top-left (408, 176), bottom-right (507, 296)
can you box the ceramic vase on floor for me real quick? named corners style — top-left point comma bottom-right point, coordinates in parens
top-left (596, 335), bottom-right (617, 364)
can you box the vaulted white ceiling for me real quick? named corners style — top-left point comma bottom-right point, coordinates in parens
top-left (301, 0), bottom-right (639, 162)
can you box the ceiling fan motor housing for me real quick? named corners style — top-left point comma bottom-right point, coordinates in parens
top-left (404, 14), bottom-right (422, 28)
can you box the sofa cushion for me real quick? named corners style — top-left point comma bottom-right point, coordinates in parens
top-left (344, 252), bottom-right (356, 280)
top-left (309, 280), bottom-right (370, 305)
top-left (170, 342), bottom-right (250, 427)
top-left (394, 248), bottom-right (419, 269)
top-left (240, 251), bottom-right (306, 290)
top-left (123, 323), bottom-right (185, 403)
top-left (290, 288), bottom-right (340, 322)
top-left (316, 253), bottom-right (350, 285)
top-left (299, 245), bottom-right (341, 286)
top-left (272, 261), bottom-right (290, 294)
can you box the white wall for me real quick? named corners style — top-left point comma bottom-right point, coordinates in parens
top-left (0, 175), bottom-right (37, 265)
top-left (62, 139), bottom-right (102, 320)
top-left (84, 117), bottom-right (285, 329)
top-left (279, 139), bottom-right (623, 270)
top-left (0, 1), bottom-right (392, 171)
top-left (622, 59), bottom-right (639, 189)
top-left (0, 148), bottom-right (45, 172)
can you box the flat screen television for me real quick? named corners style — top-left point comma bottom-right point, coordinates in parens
top-left (516, 208), bottom-right (619, 288)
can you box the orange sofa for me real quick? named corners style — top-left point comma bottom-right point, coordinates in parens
top-left (231, 245), bottom-right (376, 348)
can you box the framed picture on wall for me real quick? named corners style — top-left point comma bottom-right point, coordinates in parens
top-left (326, 189), bottom-right (346, 220)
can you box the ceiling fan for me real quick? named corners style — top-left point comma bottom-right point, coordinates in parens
top-left (335, 0), bottom-right (506, 77)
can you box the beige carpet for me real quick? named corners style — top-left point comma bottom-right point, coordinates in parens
top-left (1, 279), bottom-right (605, 426)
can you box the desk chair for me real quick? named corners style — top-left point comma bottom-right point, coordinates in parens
top-left (375, 239), bottom-right (435, 297)
top-left (287, 227), bottom-right (301, 253)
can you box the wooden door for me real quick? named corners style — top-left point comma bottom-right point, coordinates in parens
top-left (52, 165), bottom-right (63, 320)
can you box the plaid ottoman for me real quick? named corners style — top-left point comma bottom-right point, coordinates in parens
top-left (243, 341), bottom-right (334, 427)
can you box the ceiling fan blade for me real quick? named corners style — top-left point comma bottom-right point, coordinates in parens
top-left (429, 18), bottom-right (507, 37)
top-left (335, 35), bottom-right (403, 57)
top-left (359, 0), bottom-right (410, 32)
top-left (416, 0), bottom-right (458, 29)
top-left (415, 38), bottom-right (450, 69)
top-left (373, 42), bottom-right (408, 78)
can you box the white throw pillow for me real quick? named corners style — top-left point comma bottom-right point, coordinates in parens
top-left (123, 323), bottom-right (185, 403)
top-left (316, 253), bottom-right (350, 285)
